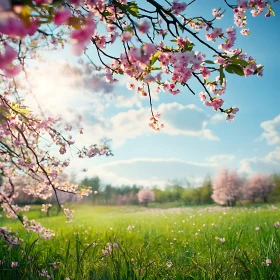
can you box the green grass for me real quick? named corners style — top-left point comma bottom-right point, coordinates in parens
top-left (1, 204), bottom-right (280, 279)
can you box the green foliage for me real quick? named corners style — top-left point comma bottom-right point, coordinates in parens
top-left (225, 64), bottom-right (245, 76)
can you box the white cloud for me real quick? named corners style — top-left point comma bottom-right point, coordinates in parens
top-left (114, 94), bottom-right (142, 108)
top-left (84, 167), bottom-right (167, 187)
top-left (260, 115), bottom-right (280, 145)
top-left (157, 103), bottom-right (220, 140)
top-left (73, 102), bottom-right (221, 148)
top-left (239, 146), bottom-right (280, 174)
top-left (98, 157), bottom-right (215, 169)
top-left (75, 154), bottom-right (235, 187)
top-left (208, 113), bottom-right (225, 124)
top-left (206, 154), bottom-right (235, 166)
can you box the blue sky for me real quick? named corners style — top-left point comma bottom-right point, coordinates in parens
top-left (27, 1), bottom-right (280, 188)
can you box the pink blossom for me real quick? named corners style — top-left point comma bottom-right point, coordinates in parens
top-left (126, 83), bottom-right (135, 90)
top-left (11, 262), bottom-right (18, 268)
top-left (226, 114), bottom-right (235, 122)
top-left (240, 28), bottom-right (250, 35)
top-left (102, 249), bottom-right (109, 255)
top-left (109, 31), bottom-right (119, 44)
top-left (34, 0), bottom-right (52, 4)
top-left (137, 189), bottom-right (155, 204)
top-left (206, 28), bottom-right (222, 42)
top-left (220, 238), bottom-right (226, 243)
top-left (212, 8), bottom-right (223, 19)
top-left (204, 98), bottom-right (224, 111)
top-left (4, 64), bottom-right (22, 78)
top-left (172, 0), bottom-right (187, 15)
top-left (54, 8), bottom-right (72, 26)
top-left (0, 16), bottom-right (38, 38)
top-left (198, 92), bottom-right (207, 101)
top-left (138, 20), bottom-right (150, 34)
top-left (71, 16), bottom-right (96, 56)
top-left (0, 45), bottom-right (17, 69)
top-left (121, 31), bottom-right (132, 42)
top-left (201, 67), bottom-right (211, 79)
top-left (231, 107), bottom-right (239, 114)
top-left (274, 221), bottom-right (280, 228)
top-left (0, 45), bottom-right (22, 77)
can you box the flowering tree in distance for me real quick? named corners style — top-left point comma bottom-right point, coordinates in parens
top-left (0, 0), bottom-right (278, 243)
top-left (243, 173), bottom-right (275, 202)
top-left (137, 189), bottom-right (155, 206)
top-left (212, 169), bottom-right (243, 206)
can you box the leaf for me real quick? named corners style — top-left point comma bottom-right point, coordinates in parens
top-left (126, 1), bottom-right (139, 17)
top-left (68, 17), bottom-right (82, 29)
top-left (18, 6), bottom-right (31, 26)
top-left (269, 7), bottom-right (275, 16)
top-left (21, 6), bottom-right (31, 18)
top-left (183, 41), bottom-right (194, 52)
top-left (150, 51), bottom-right (161, 66)
top-left (219, 67), bottom-right (225, 85)
top-left (150, 66), bottom-right (161, 70)
top-left (204, 60), bottom-right (215, 64)
top-left (128, 7), bottom-right (139, 17)
top-left (124, 26), bottom-right (133, 33)
top-left (231, 59), bottom-right (249, 67)
top-left (225, 64), bottom-right (244, 76)
top-left (103, 11), bottom-right (113, 17)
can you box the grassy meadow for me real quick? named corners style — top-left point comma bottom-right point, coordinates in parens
top-left (0, 204), bottom-right (280, 279)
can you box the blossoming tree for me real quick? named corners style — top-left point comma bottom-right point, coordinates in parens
top-left (243, 173), bottom-right (275, 202)
top-left (137, 189), bottom-right (155, 206)
top-left (212, 169), bottom-right (243, 206)
top-left (0, 0), bottom-right (278, 243)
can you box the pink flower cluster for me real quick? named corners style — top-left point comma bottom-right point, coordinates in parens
top-left (71, 15), bottom-right (96, 56)
top-left (218, 27), bottom-right (236, 51)
top-left (0, 45), bottom-right (21, 78)
top-left (23, 216), bottom-right (55, 239)
top-left (41, 204), bottom-right (52, 212)
top-left (40, 269), bottom-right (51, 279)
top-left (62, 207), bottom-right (74, 223)
top-left (138, 20), bottom-right (150, 34)
top-left (234, 0), bottom-right (272, 28)
top-left (111, 43), bottom-right (156, 82)
top-left (171, 0), bottom-right (187, 15)
top-left (149, 112), bottom-right (164, 131)
top-left (54, 7), bottom-right (72, 25)
top-left (23, 182), bottom-right (52, 200)
top-left (0, 14), bottom-right (38, 38)
top-left (204, 97), bottom-right (224, 111)
top-left (0, 227), bottom-right (23, 246)
top-left (159, 49), bottom-right (205, 85)
top-left (205, 28), bottom-right (223, 42)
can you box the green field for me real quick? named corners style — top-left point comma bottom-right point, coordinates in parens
top-left (0, 204), bottom-right (280, 279)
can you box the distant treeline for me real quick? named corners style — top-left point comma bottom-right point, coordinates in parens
top-left (13, 173), bottom-right (280, 206)
top-left (80, 173), bottom-right (280, 205)
top-left (78, 176), bottom-right (215, 206)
